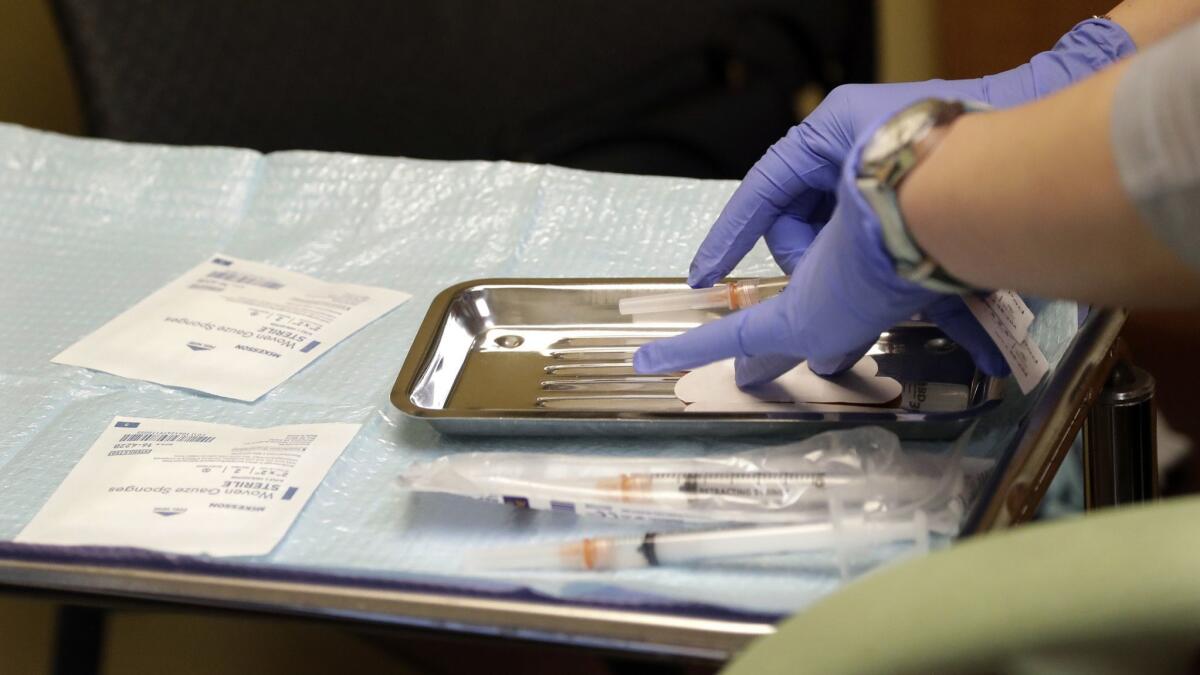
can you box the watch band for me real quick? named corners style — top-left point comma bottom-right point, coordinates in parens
top-left (856, 98), bottom-right (986, 294)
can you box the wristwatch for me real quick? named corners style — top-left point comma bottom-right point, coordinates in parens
top-left (856, 98), bottom-right (985, 294)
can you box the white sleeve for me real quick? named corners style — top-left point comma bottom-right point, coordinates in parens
top-left (1111, 20), bottom-right (1200, 273)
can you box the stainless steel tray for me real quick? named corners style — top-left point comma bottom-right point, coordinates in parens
top-left (390, 278), bottom-right (1003, 438)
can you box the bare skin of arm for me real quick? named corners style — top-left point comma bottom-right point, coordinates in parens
top-left (895, 0), bottom-right (1200, 308)
top-left (899, 58), bottom-right (1200, 308)
top-left (1108, 0), bottom-right (1200, 46)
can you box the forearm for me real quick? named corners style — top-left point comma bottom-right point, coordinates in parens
top-left (1109, 0), bottom-right (1200, 46)
top-left (899, 60), bottom-right (1200, 307)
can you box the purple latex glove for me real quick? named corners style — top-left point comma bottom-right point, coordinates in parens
top-left (688, 18), bottom-right (1135, 287)
top-left (633, 106), bottom-right (1008, 385)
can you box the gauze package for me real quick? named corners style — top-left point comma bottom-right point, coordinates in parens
top-left (53, 255), bottom-right (410, 401)
top-left (0, 122), bottom-right (1081, 616)
top-left (17, 417), bottom-right (361, 556)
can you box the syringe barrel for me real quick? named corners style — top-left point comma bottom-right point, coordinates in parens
top-left (650, 516), bottom-right (928, 566)
top-left (617, 285), bottom-right (732, 315)
top-left (618, 278), bottom-right (789, 315)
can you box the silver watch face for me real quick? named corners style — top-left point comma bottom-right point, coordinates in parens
top-left (860, 99), bottom-right (940, 168)
top-left (857, 98), bottom-right (978, 295)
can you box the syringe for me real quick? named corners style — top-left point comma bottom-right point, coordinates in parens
top-left (592, 471), bottom-right (934, 509)
top-left (618, 277), bottom-right (789, 316)
top-left (465, 512), bottom-right (929, 572)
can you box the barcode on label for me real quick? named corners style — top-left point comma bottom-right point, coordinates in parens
top-left (205, 270), bottom-right (283, 290)
top-left (117, 432), bottom-right (216, 443)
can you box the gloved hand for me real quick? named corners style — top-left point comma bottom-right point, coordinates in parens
top-left (633, 107), bottom-right (1008, 385)
top-left (688, 18), bottom-right (1135, 287)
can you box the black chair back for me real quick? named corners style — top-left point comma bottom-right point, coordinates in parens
top-left (53, 1), bottom-right (873, 178)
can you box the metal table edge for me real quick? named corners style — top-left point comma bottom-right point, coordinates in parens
top-left (0, 558), bottom-right (772, 661)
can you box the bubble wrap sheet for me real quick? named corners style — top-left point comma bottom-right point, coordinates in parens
top-left (0, 123), bottom-right (1078, 617)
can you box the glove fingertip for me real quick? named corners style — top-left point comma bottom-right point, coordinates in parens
top-left (734, 354), bottom-right (800, 388)
top-left (632, 345), bottom-right (663, 374)
top-left (807, 340), bottom-right (874, 377)
top-left (953, 336), bottom-right (1010, 378)
top-left (687, 271), bottom-right (717, 289)
top-left (923, 297), bottom-right (1013, 379)
top-left (807, 353), bottom-right (861, 377)
top-left (978, 349), bottom-right (1011, 378)
top-left (687, 258), bottom-right (723, 288)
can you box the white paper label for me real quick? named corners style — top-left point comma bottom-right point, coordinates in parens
top-left (16, 417), bottom-right (361, 556)
top-left (965, 291), bottom-right (1048, 394)
top-left (963, 290), bottom-right (1034, 346)
top-left (52, 255), bottom-right (410, 401)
